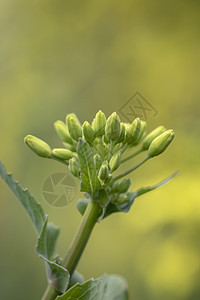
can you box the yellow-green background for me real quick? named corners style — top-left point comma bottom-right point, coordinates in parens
top-left (0, 0), bottom-right (200, 299)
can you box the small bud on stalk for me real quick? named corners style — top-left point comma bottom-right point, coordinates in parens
top-left (109, 152), bottom-right (122, 172)
top-left (118, 178), bottom-right (131, 193)
top-left (52, 148), bottom-right (73, 160)
top-left (82, 121), bottom-right (96, 143)
top-left (54, 120), bottom-right (73, 144)
top-left (148, 129), bottom-right (175, 157)
top-left (69, 157), bottom-right (80, 177)
top-left (94, 154), bottom-right (103, 172)
top-left (125, 118), bottom-right (141, 145)
top-left (105, 112), bottom-right (121, 141)
top-left (24, 135), bottom-right (51, 158)
top-left (142, 125), bottom-right (166, 150)
top-left (98, 163), bottom-right (109, 181)
top-left (66, 114), bottom-right (82, 141)
top-left (92, 110), bottom-right (106, 136)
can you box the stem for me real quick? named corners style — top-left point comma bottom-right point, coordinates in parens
top-left (41, 201), bottom-right (101, 300)
top-left (112, 155), bottom-right (150, 182)
top-left (121, 147), bottom-right (144, 164)
top-left (62, 201), bottom-right (101, 273)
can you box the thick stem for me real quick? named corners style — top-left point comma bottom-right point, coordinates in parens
top-left (41, 200), bottom-right (101, 300)
top-left (62, 201), bottom-right (101, 273)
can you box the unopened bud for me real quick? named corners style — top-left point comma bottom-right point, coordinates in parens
top-left (148, 129), bottom-right (175, 157)
top-left (24, 135), bottom-right (51, 158)
top-left (82, 121), bottom-right (96, 143)
top-left (125, 118), bottom-right (141, 145)
top-left (117, 193), bottom-right (129, 205)
top-left (111, 181), bottom-right (119, 193)
top-left (54, 120), bottom-right (73, 144)
top-left (92, 110), bottom-right (106, 136)
top-left (116, 122), bottom-right (126, 143)
top-left (109, 152), bottom-right (122, 172)
top-left (142, 126), bottom-right (166, 150)
top-left (118, 178), bottom-right (131, 193)
top-left (66, 114), bottom-right (82, 141)
top-left (105, 112), bottom-right (121, 141)
top-left (98, 163), bottom-right (109, 181)
top-left (94, 154), bottom-right (103, 172)
top-left (52, 148), bottom-right (73, 160)
top-left (69, 157), bottom-right (80, 177)
top-left (136, 121), bottom-right (147, 144)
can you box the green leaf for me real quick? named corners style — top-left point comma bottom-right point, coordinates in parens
top-left (0, 161), bottom-right (69, 293)
top-left (76, 199), bottom-right (89, 216)
top-left (37, 218), bottom-right (69, 293)
top-left (0, 160), bottom-right (46, 234)
top-left (77, 138), bottom-right (101, 194)
top-left (56, 274), bottom-right (128, 300)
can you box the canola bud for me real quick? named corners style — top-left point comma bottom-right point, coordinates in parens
top-left (109, 152), bottom-right (122, 172)
top-left (136, 121), bottom-right (147, 144)
top-left (98, 163), bottom-right (109, 181)
top-left (118, 178), bottom-right (131, 193)
top-left (148, 129), bottom-right (175, 157)
top-left (92, 110), bottom-right (106, 136)
top-left (125, 118), bottom-right (141, 145)
top-left (105, 112), bottom-right (121, 141)
top-left (82, 121), bottom-right (96, 143)
top-left (94, 154), bottom-right (103, 172)
top-left (54, 120), bottom-right (73, 144)
top-left (66, 114), bottom-right (82, 141)
top-left (24, 135), bottom-right (51, 158)
top-left (69, 157), bottom-right (80, 178)
top-left (116, 122), bottom-right (126, 143)
top-left (52, 148), bottom-right (73, 160)
top-left (142, 125), bottom-right (166, 150)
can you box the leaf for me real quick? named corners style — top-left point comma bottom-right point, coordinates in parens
top-left (0, 160), bottom-right (45, 234)
top-left (0, 161), bottom-right (69, 293)
top-left (77, 138), bottom-right (101, 194)
top-left (56, 274), bottom-right (128, 300)
top-left (37, 218), bottom-right (69, 293)
top-left (76, 199), bottom-right (89, 216)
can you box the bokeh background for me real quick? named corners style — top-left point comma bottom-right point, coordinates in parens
top-left (0, 0), bottom-right (200, 299)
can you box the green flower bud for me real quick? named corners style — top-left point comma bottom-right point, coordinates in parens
top-left (104, 173), bottom-right (112, 183)
top-left (62, 142), bottom-right (76, 152)
top-left (92, 110), bottom-right (106, 136)
top-left (54, 120), bottom-right (73, 144)
top-left (66, 114), bottom-right (82, 141)
top-left (117, 193), bottom-right (129, 205)
top-left (105, 112), bottom-right (121, 141)
top-left (142, 125), bottom-right (166, 150)
top-left (94, 154), bottom-right (103, 172)
top-left (111, 181), bottom-right (119, 193)
top-left (148, 129), bottom-right (175, 157)
top-left (98, 163), bottom-right (109, 181)
top-left (103, 134), bottom-right (110, 144)
top-left (109, 152), bottom-right (122, 172)
top-left (52, 148), bottom-right (73, 160)
top-left (116, 122), bottom-right (126, 143)
top-left (136, 121), bottom-right (147, 144)
top-left (69, 157), bottom-right (80, 177)
top-left (24, 135), bottom-right (51, 158)
top-left (118, 178), bottom-right (131, 193)
top-left (82, 121), bottom-right (96, 143)
top-left (125, 118), bottom-right (141, 145)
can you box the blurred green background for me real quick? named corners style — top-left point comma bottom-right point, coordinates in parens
top-left (0, 0), bottom-right (200, 299)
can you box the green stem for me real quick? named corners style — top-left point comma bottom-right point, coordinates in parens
top-left (41, 201), bottom-right (101, 300)
top-left (112, 155), bottom-right (150, 182)
top-left (62, 201), bottom-right (101, 273)
top-left (121, 147), bottom-right (144, 164)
